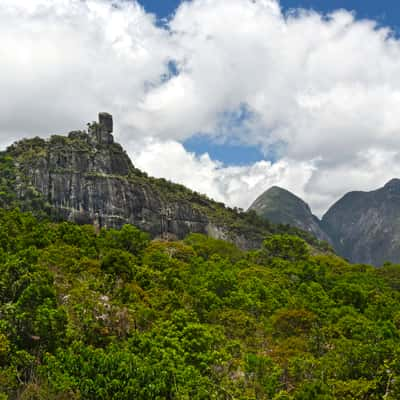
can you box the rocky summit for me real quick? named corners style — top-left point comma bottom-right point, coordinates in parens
top-left (249, 186), bottom-right (331, 243)
top-left (0, 113), bottom-right (317, 251)
top-left (251, 181), bottom-right (400, 266)
top-left (321, 179), bottom-right (400, 266)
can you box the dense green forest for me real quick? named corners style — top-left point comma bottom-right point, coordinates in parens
top-left (1, 209), bottom-right (400, 399)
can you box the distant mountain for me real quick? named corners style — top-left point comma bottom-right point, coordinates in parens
top-left (321, 179), bottom-right (400, 266)
top-left (249, 186), bottom-right (331, 243)
top-left (250, 180), bottom-right (400, 266)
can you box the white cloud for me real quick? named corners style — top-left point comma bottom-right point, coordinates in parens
top-left (1, 0), bottom-right (400, 216)
top-left (0, 0), bottom-right (172, 142)
top-left (130, 138), bottom-right (315, 211)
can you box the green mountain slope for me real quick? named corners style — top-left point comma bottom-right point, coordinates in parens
top-left (1, 209), bottom-right (400, 399)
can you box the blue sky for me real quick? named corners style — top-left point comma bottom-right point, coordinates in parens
top-left (138, 0), bottom-right (400, 165)
top-left (139, 0), bottom-right (400, 28)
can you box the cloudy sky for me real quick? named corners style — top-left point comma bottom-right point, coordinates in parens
top-left (2, 0), bottom-right (400, 216)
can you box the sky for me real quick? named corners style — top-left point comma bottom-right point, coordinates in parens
top-left (139, 0), bottom-right (400, 30)
top-left (2, 0), bottom-right (400, 216)
top-left (139, 0), bottom-right (400, 166)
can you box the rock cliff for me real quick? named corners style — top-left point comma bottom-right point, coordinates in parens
top-left (0, 114), bottom-right (282, 249)
top-left (321, 179), bottom-right (400, 265)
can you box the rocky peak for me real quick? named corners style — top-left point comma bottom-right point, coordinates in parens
top-left (248, 186), bottom-right (331, 243)
top-left (384, 178), bottom-right (400, 194)
top-left (321, 179), bottom-right (400, 265)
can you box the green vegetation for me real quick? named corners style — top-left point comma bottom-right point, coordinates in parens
top-left (248, 186), bottom-right (332, 251)
top-left (1, 209), bottom-right (400, 399)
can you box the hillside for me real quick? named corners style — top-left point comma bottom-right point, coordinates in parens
top-left (1, 209), bottom-right (400, 399)
top-left (0, 113), bottom-right (328, 253)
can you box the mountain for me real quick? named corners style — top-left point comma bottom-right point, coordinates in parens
top-left (321, 179), bottom-right (400, 266)
top-left (0, 113), bottom-right (325, 252)
top-left (250, 181), bottom-right (400, 266)
top-left (3, 116), bottom-right (400, 398)
top-left (249, 186), bottom-right (331, 243)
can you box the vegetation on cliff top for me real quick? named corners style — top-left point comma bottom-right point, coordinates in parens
top-left (1, 208), bottom-right (400, 399)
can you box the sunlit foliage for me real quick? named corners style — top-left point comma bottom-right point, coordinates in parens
top-left (1, 209), bottom-right (400, 399)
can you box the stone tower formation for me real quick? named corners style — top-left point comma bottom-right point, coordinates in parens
top-left (88, 112), bottom-right (114, 144)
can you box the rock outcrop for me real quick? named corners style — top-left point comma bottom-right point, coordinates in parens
top-left (321, 179), bottom-right (400, 266)
top-left (1, 114), bottom-right (277, 250)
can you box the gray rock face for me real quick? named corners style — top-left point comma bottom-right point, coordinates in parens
top-left (88, 113), bottom-right (114, 145)
top-left (249, 186), bottom-right (331, 243)
top-left (8, 114), bottom-right (266, 249)
top-left (321, 179), bottom-right (400, 266)
top-left (99, 112), bottom-right (113, 134)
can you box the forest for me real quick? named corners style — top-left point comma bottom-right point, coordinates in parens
top-left (1, 208), bottom-right (400, 399)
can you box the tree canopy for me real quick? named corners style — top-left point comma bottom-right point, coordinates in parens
top-left (1, 209), bottom-right (400, 399)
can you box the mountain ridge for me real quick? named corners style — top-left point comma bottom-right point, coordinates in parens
top-left (0, 113), bottom-right (328, 253)
top-left (251, 181), bottom-right (400, 265)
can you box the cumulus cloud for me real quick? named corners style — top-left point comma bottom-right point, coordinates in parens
top-left (0, 0), bottom-right (172, 142)
top-left (130, 138), bottom-right (315, 210)
top-left (2, 0), bottom-right (400, 215)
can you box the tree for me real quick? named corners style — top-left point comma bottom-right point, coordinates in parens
top-left (263, 235), bottom-right (309, 262)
